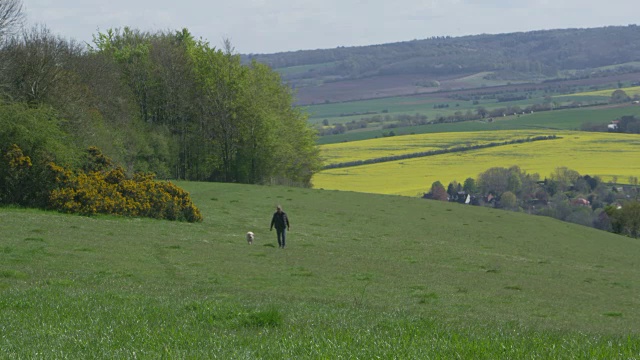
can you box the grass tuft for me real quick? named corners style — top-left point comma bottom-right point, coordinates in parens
top-left (0, 269), bottom-right (28, 279)
top-left (603, 312), bottom-right (623, 317)
top-left (23, 237), bottom-right (44, 242)
top-left (242, 307), bottom-right (283, 328)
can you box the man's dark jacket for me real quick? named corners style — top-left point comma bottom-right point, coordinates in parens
top-left (270, 211), bottom-right (290, 231)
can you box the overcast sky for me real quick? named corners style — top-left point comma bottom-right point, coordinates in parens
top-left (23, 0), bottom-right (639, 54)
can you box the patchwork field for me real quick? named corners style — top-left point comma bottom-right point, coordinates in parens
top-left (314, 131), bottom-right (640, 196)
top-left (321, 130), bottom-right (558, 166)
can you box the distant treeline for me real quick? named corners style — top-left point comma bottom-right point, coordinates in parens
top-left (425, 166), bottom-right (640, 238)
top-left (322, 135), bottom-right (559, 170)
top-left (583, 115), bottom-right (640, 134)
top-left (246, 25), bottom-right (640, 83)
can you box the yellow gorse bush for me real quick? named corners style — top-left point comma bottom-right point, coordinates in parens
top-left (46, 147), bottom-right (203, 222)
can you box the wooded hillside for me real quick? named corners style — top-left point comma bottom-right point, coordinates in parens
top-left (246, 25), bottom-right (640, 85)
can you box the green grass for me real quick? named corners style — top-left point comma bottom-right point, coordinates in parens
top-left (2, 183), bottom-right (640, 357)
top-left (275, 61), bottom-right (338, 77)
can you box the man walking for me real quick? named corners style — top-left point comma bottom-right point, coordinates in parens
top-left (270, 205), bottom-right (290, 248)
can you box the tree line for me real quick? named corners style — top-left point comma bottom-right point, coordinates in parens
top-left (0, 1), bottom-right (321, 189)
top-left (425, 166), bottom-right (640, 238)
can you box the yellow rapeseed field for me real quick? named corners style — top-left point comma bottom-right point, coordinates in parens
top-left (313, 131), bottom-right (640, 196)
top-left (321, 130), bottom-right (556, 165)
top-left (562, 86), bottom-right (640, 98)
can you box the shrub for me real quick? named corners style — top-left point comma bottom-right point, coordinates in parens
top-left (48, 148), bottom-right (202, 222)
top-left (0, 145), bottom-right (203, 222)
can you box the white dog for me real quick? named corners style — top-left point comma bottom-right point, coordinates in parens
top-left (246, 231), bottom-right (255, 245)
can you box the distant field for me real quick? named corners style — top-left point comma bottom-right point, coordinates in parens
top-left (562, 85), bottom-right (640, 97)
top-left (314, 131), bottom-right (640, 196)
top-left (304, 94), bottom-right (451, 123)
top-left (304, 77), bottom-right (637, 123)
top-left (276, 61), bottom-right (338, 77)
top-left (316, 104), bottom-right (640, 144)
top-left (446, 71), bottom-right (530, 88)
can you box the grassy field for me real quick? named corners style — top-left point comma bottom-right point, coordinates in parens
top-left (276, 62), bottom-right (338, 78)
top-left (314, 131), bottom-right (640, 196)
top-left (2, 182), bottom-right (640, 357)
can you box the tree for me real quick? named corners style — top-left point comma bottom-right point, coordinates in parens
top-left (550, 167), bottom-right (581, 193)
top-left (477, 167), bottom-right (511, 195)
top-left (476, 106), bottom-right (488, 118)
top-left (1, 25), bottom-right (76, 105)
top-left (463, 177), bottom-right (477, 193)
top-left (499, 191), bottom-right (517, 209)
top-left (447, 182), bottom-right (457, 198)
top-left (621, 201), bottom-right (640, 238)
top-left (0, 0), bottom-right (23, 39)
top-left (610, 89), bottom-right (630, 104)
top-left (430, 181), bottom-right (448, 201)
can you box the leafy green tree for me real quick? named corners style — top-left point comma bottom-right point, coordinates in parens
top-left (550, 167), bottom-right (581, 193)
top-left (463, 177), bottom-right (477, 193)
top-left (477, 167), bottom-right (511, 195)
top-left (621, 201), bottom-right (640, 238)
top-left (610, 89), bottom-right (630, 104)
top-left (447, 182), bottom-right (457, 198)
top-left (499, 191), bottom-right (517, 209)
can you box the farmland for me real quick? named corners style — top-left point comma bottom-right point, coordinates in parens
top-left (563, 85), bottom-right (640, 97)
top-left (314, 130), bottom-right (640, 196)
top-left (320, 130), bottom-right (557, 166)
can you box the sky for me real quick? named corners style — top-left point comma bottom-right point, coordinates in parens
top-left (23, 0), bottom-right (639, 54)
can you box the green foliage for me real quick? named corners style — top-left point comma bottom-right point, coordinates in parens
top-left (478, 167), bottom-right (516, 196)
top-left (606, 201), bottom-right (640, 238)
top-left (500, 191), bottom-right (518, 209)
top-left (87, 28), bottom-right (322, 185)
top-left (463, 177), bottom-right (478, 193)
top-left (0, 104), bottom-right (80, 207)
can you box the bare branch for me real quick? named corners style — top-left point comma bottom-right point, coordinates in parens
top-left (0, 0), bottom-right (24, 39)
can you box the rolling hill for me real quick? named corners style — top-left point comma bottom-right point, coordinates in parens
top-left (245, 25), bottom-right (640, 105)
top-left (1, 182), bottom-right (639, 357)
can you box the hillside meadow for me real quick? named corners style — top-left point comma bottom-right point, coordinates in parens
top-left (2, 182), bottom-right (640, 357)
top-left (314, 130), bottom-right (640, 196)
